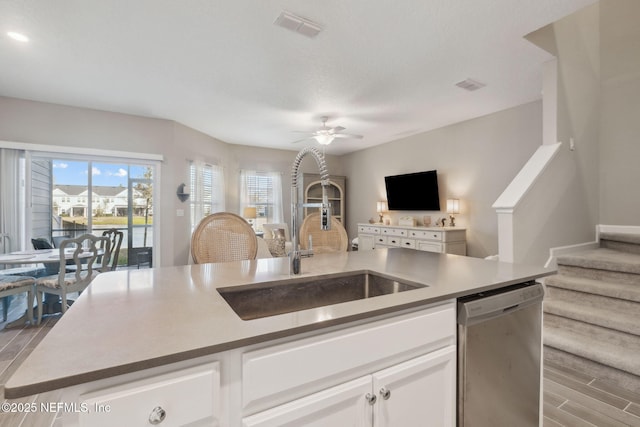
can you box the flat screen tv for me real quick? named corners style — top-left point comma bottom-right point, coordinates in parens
top-left (384, 170), bottom-right (441, 211)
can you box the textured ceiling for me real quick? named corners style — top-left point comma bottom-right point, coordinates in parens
top-left (0, 0), bottom-right (596, 155)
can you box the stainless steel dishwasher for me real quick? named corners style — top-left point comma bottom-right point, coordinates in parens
top-left (457, 281), bottom-right (545, 427)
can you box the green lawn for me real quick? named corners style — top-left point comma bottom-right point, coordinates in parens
top-left (66, 216), bottom-right (153, 226)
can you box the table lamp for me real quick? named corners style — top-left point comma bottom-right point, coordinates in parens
top-left (377, 201), bottom-right (388, 223)
top-left (243, 207), bottom-right (257, 229)
top-left (446, 199), bottom-right (460, 227)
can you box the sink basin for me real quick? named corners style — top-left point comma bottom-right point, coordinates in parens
top-left (217, 272), bottom-right (427, 320)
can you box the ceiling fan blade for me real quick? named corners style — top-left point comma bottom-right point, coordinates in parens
top-left (333, 133), bottom-right (363, 139)
top-left (290, 137), bottom-right (313, 144)
top-left (332, 126), bottom-right (346, 133)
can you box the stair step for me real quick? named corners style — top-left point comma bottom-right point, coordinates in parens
top-left (557, 248), bottom-right (640, 275)
top-left (600, 231), bottom-right (640, 246)
top-left (544, 314), bottom-right (640, 377)
top-left (544, 289), bottom-right (640, 335)
top-left (544, 346), bottom-right (640, 395)
top-left (545, 274), bottom-right (640, 303)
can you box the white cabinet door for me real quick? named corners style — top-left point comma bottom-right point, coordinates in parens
top-left (359, 234), bottom-right (375, 251)
top-left (243, 376), bottom-right (372, 427)
top-left (372, 346), bottom-right (456, 427)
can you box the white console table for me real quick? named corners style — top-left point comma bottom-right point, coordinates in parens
top-left (358, 223), bottom-right (466, 255)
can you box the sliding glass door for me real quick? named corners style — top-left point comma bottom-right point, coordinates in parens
top-left (31, 156), bottom-right (157, 268)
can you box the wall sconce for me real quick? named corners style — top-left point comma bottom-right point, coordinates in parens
top-left (243, 206), bottom-right (257, 229)
top-left (446, 198), bottom-right (460, 227)
top-left (376, 201), bottom-right (388, 223)
top-left (177, 183), bottom-right (190, 202)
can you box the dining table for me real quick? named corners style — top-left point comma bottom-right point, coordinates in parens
top-left (0, 248), bottom-right (102, 328)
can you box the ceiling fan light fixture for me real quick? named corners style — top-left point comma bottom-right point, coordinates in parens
top-left (314, 134), bottom-right (334, 145)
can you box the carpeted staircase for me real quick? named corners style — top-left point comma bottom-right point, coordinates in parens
top-left (544, 231), bottom-right (640, 394)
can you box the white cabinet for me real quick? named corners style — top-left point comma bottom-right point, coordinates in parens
top-left (358, 224), bottom-right (466, 255)
top-left (242, 301), bottom-right (456, 426)
top-left (372, 347), bottom-right (456, 427)
top-left (243, 347), bottom-right (456, 427)
top-left (243, 376), bottom-right (372, 427)
top-left (302, 173), bottom-right (346, 223)
top-left (77, 362), bottom-right (221, 427)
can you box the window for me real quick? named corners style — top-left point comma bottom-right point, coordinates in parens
top-left (190, 161), bottom-right (225, 230)
top-left (239, 170), bottom-right (283, 231)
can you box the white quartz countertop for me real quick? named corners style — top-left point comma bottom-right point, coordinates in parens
top-left (5, 248), bottom-right (554, 398)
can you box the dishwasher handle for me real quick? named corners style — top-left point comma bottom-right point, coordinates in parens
top-left (457, 283), bottom-right (544, 326)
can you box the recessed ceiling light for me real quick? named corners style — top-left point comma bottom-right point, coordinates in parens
top-left (7, 31), bottom-right (29, 43)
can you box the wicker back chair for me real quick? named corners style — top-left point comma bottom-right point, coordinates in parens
top-left (299, 212), bottom-right (348, 254)
top-left (191, 212), bottom-right (258, 264)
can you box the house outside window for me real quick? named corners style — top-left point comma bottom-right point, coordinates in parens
top-left (239, 170), bottom-right (283, 231)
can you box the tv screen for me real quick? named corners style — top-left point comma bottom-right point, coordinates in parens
top-left (384, 170), bottom-right (441, 211)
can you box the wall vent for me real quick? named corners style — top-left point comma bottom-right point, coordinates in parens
top-left (274, 11), bottom-right (323, 38)
top-left (455, 79), bottom-right (486, 91)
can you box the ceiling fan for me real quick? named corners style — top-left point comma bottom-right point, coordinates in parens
top-left (292, 116), bottom-right (363, 145)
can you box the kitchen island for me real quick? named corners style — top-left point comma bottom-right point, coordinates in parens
top-left (5, 248), bottom-right (553, 426)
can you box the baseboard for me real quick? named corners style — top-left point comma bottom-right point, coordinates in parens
top-left (544, 241), bottom-right (599, 270)
top-left (597, 224), bottom-right (640, 240)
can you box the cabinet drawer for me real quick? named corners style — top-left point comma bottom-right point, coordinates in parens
top-left (358, 225), bottom-right (380, 234)
top-left (79, 362), bottom-right (220, 427)
top-left (242, 302), bottom-right (456, 413)
top-left (375, 236), bottom-right (388, 245)
top-left (380, 227), bottom-right (407, 237)
top-left (409, 230), bottom-right (434, 239)
top-left (386, 237), bottom-right (402, 246)
top-left (422, 230), bottom-right (443, 241)
top-left (418, 241), bottom-right (443, 253)
top-left (401, 238), bottom-right (416, 249)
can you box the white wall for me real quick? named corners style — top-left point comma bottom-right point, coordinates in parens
top-left (341, 101), bottom-right (542, 258)
top-left (599, 0), bottom-right (640, 225)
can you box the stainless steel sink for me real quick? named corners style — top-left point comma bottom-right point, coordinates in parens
top-left (217, 272), bottom-right (427, 320)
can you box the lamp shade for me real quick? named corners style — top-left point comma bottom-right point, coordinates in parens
top-left (377, 201), bottom-right (388, 213)
top-left (446, 199), bottom-right (460, 214)
top-left (314, 134), bottom-right (335, 145)
top-left (243, 207), bottom-right (257, 219)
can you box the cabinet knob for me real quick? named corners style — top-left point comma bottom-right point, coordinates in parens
top-left (148, 406), bottom-right (166, 424)
top-left (365, 393), bottom-right (377, 405)
top-left (380, 387), bottom-right (391, 400)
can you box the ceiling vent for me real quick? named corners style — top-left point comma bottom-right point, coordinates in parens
top-left (274, 11), bottom-right (323, 38)
top-left (455, 79), bottom-right (486, 91)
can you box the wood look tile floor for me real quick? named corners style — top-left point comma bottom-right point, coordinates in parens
top-left (543, 360), bottom-right (640, 427)
top-left (0, 294), bottom-right (639, 426)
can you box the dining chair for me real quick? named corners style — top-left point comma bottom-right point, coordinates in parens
top-left (299, 212), bottom-right (349, 254)
top-left (0, 275), bottom-right (35, 323)
top-left (34, 233), bottom-right (110, 324)
top-left (191, 212), bottom-right (258, 264)
top-left (101, 228), bottom-right (123, 271)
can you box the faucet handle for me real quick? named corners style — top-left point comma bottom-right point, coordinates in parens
top-left (320, 204), bottom-right (331, 230)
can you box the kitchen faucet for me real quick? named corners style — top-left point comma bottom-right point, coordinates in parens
top-left (290, 146), bottom-right (331, 275)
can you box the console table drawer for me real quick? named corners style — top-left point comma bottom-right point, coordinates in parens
top-left (420, 230), bottom-right (443, 241)
top-left (359, 225), bottom-right (380, 234)
top-left (380, 227), bottom-right (407, 237)
top-left (375, 236), bottom-right (388, 245)
top-left (418, 241), bottom-right (443, 253)
top-left (401, 238), bottom-right (416, 249)
top-left (386, 237), bottom-right (402, 246)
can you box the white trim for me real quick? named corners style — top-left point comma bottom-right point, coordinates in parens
top-left (544, 241), bottom-right (598, 270)
top-left (597, 224), bottom-right (640, 240)
top-left (0, 140), bottom-right (164, 162)
top-left (492, 142), bottom-right (562, 209)
top-left (543, 224), bottom-right (640, 269)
